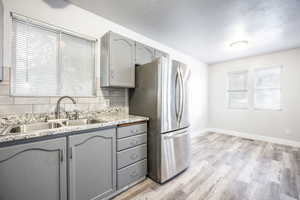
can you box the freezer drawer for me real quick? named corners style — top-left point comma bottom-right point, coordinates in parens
top-left (117, 123), bottom-right (147, 139)
top-left (117, 159), bottom-right (147, 189)
top-left (117, 134), bottom-right (147, 151)
top-left (160, 128), bottom-right (191, 183)
top-left (117, 144), bottom-right (147, 169)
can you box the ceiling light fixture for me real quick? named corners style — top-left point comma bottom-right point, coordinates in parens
top-left (230, 40), bottom-right (249, 49)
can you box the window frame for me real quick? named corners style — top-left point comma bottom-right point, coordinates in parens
top-left (253, 66), bottom-right (282, 111)
top-left (227, 70), bottom-right (249, 110)
top-left (10, 12), bottom-right (97, 97)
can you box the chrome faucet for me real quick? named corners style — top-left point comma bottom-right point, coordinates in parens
top-left (55, 96), bottom-right (77, 119)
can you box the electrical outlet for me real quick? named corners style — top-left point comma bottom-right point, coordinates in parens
top-left (285, 129), bottom-right (291, 135)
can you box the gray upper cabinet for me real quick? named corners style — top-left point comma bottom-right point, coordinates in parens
top-left (0, 138), bottom-right (67, 200)
top-left (135, 42), bottom-right (155, 65)
top-left (101, 31), bottom-right (135, 88)
top-left (100, 31), bottom-right (170, 88)
top-left (154, 49), bottom-right (169, 59)
top-left (68, 128), bottom-right (116, 200)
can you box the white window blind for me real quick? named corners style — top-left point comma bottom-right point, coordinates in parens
top-left (227, 71), bottom-right (248, 109)
top-left (60, 33), bottom-right (95, 96)
top-left (12, 13), bottom-right (96, 96)
top-left (254, 66), bottom-right (282, 110)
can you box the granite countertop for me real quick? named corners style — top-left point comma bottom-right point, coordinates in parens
top-left (0, 114), bottom-right (148, 144)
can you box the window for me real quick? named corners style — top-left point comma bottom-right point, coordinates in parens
top-left (11, 13), bottom-right (96, 96)
top-left (227, 71), bottom-right (248, 109)
top-left (254, 66), bottom-right (282, 110)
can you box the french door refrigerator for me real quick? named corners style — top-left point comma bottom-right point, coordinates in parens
top-left (129, 57), bottom-right (191, 183)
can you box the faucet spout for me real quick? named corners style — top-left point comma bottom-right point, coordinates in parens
top-left (55, 96), bottom-right (77, 119)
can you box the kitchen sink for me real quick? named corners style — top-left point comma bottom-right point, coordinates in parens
top-left (1, 122), bottom-right (63, 136)
top-left (0, 118), bottom-right (107, 136)
top-left (63, 119), bottom-right (107, 126)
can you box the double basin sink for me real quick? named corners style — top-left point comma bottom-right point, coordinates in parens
top-left (1, 118), bottom-right (107, 136)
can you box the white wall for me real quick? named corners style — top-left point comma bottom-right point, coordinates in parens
top-left (189, 62), bottom-right (207, 135)
top-left (208, 48), bottom-right (300, 142)
top-left (1, 0), bottom-right (208, 134)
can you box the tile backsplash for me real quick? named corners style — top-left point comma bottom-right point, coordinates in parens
top-left (0, 67), bottom-right (128, 114)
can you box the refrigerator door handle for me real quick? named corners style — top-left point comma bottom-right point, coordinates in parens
top-left (164, 130), bottom-right (188, 139)
top-left (178, 68), bottom-right (184, 124)
top-left (175, 70), bottom-right (180, 122)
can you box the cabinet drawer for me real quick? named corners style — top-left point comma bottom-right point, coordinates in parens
top-left (117, 134), bottom-right (147, 151)
top-left (117, 159), bottom-right (147, 189)
top-left (117, 123), bottom-right (147, 139)
top-left (117, 144), bottom-right (147, 169)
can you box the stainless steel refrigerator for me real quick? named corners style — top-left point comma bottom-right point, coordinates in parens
top-left (129, 57), bottom-right (191, 183)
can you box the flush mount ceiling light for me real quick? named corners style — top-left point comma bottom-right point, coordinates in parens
top-left (230, 40), bottom-right (249, 49)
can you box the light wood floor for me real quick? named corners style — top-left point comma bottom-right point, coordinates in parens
top-left (113, 133), bottom-right (300, 200)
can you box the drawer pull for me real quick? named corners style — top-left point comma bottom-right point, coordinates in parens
top-left (130, 153), bottom-right (138, 160)
top-left (131, 129), bottom-right (139, 134)
top-left (130, 170), bottom-right (138, 178)
top-left (130, 140), bottom-right (138, 146)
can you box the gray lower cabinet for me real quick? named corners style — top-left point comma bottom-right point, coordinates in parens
top-left (101, 31), bottom-right (135, 88)
top-left (116, 123), bottom-right (147, 190)
top-left (0, 138), bottom-right (67, 200)
top-left (68, 128), bottom-right (116, 200)
top-left (0, 124), bottom-right (147, 200)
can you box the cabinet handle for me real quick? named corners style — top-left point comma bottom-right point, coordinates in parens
top-left (130, 153), bottom-right (138, 160)
top-left (60, 149), bottom-right (64, 162)
top-left (130, 170), bottom-right (138, 178)
top-left (69, 147), bottom-right (73, 159)
top-left (131, 129), bottom-right (139, 134)
top-left (130, 140), bottom-right (138, 146)
top-left (110, 70), bottom-right (114, 79)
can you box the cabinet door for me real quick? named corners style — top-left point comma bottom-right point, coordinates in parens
top-left (69, 129), bottom-right (116, 200)
top-left (135, 42), bottom-right (155, 65)
top-left (109, 32), bottom-right (135, 87)
top-left (154, 49), bottom-right (169, 59)
top-left (0, 138), bottom-right (67, 200)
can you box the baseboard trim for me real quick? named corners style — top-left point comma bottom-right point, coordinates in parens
top-left (206, 128), bottom-right (300, 147)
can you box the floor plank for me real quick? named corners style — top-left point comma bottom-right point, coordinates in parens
top-left (113, 133), bottom-right (300, 200)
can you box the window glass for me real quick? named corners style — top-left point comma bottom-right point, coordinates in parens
top-left (227, 71), bottom-right (248, 109)
top-left (228, 72), bottom-right (247, 91)
top-left (254, 67), bottom-right (282, 110)
top-left (255, 67), bottom-right (281, 89)
top-left (228, 92), bottom-right (248, 109)
top-left (255, 89), bottom-right (281, 110)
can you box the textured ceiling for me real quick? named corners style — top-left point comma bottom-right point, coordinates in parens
top-left (68, 0), bottom-right (300, 64)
